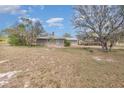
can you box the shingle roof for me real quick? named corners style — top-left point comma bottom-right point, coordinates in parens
top-left (37, 36), bottom-right (77, 41)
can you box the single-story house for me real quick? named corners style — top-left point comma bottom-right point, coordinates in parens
top-left (36, 36), bottom-right (78, 47)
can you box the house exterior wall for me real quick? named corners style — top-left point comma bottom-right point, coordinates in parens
top-left (36, 39), bottom-right (48, 46)
top-left (55, 39), bottom-right (64, 47)
top-left (36, 38), bottom-right (78, 47)
top-left (69, 40), bottom-right (77, 46)
top-left (36, 38), bottom-right (64, 47)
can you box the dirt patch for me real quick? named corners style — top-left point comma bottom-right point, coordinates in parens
top-left (0, 59), bottom-right (9, 64)
top-left (93, 57), bottom-right (102, 61)
top-left (0, 71), bottom-right (22, 87)
top-left (24, 81), bottom-right (30, 88)
top-left (92, 56), bottom-right (115, 62)
top-left (0, 46), bottom-right (124, 87)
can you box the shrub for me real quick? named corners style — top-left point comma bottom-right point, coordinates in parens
top-left (8, 35), bottom-right (21, 46)
top-left (89, 49), bottom-right (93, 53)
top-left (83, 48), bottom-right (94, 53)
top-left (64, 39), bottom-right (71, 47)
top-left (0, 39), bottom-right (3, 42)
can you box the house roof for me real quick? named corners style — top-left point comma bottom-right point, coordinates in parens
top-left (37, 36), bottom-right (77, 41)
top-left (37, 36), bottom-right (64, 40)
top-left (65, 37), bottom-right (77, 41)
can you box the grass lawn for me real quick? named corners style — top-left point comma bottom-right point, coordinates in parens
top-left (0, 45), bottom-right (124, 87)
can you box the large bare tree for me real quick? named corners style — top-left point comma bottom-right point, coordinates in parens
top-left (20, 17), bottom-right (45, 45)
top-left (73, 5), bottom-right (124, 51)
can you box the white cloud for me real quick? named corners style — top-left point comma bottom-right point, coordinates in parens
top-left (46, 17), bottom-right (64, 27)
top-left (0, 6), bottom-right (27, 15)
top-left (31, 18), bottom-right (43, 24)
top-left (48, 23), bottom-right (63, 27)
top-left (18, 17), bottom-right (43, 25)
top-left (46, 18), bottom-right (64, 23)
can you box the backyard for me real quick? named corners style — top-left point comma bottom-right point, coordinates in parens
top-left (0, 45), bottom-right (124, 87)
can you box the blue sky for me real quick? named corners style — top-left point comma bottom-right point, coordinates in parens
top-left (0, 5), bottom-right (76, 37)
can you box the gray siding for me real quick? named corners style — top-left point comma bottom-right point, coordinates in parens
top-left (36, 39), bottom-right (48, 46)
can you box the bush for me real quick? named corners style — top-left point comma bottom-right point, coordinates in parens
top-left (89, 49), bottom-right (94, 53)
top-left (83, 48), bottom-right (93, 53)
top-left (0, 39), bottom-right (3, 42)
top-left (64, 39), bottom-right (71, 47)
top-left (8, 35), bottom-right (21, 46)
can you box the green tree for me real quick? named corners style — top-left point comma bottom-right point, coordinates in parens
top-left (64, 39), bottom-right (71, 47)
top-left (8, 35), bottom-right (20, 46)
top-left (5, 17), bottom-right (45, 46)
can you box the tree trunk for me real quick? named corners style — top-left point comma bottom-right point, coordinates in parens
top-left (105, 42), bottom-right (108, 51)
top-left (109, 41), bottom-right (114, 51)
top-left (101, 41), bottom-right (109, 51)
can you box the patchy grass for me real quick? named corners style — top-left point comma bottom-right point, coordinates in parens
top-left (0, 46), bottom-right (124, 87)
top-left (0, 37), bottom-right (8, 44)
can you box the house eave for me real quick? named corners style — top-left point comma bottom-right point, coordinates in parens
top-left (37, 37), bottom-right (78, 41)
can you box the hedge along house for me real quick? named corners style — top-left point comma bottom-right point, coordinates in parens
top-left (36, 36), bottom-right (78, 47)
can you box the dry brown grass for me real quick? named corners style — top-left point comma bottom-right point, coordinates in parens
top-left (0, 45), bottom-right (124, 88)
